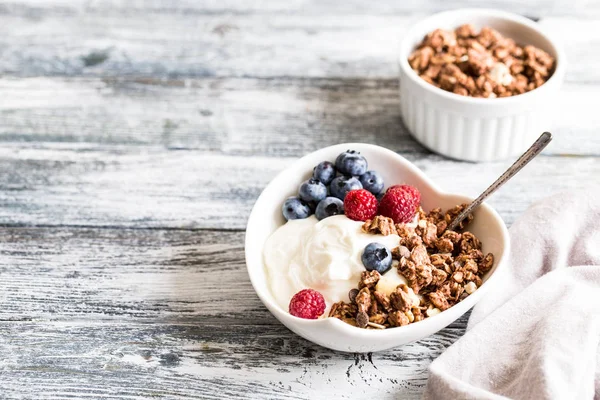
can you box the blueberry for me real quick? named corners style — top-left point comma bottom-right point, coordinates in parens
top-left (282, 197), bottom-right (312, 220)
top-left (298, 178), bottom-right (327, 203)
top-left (313, 161), bottom-right (336, 185)
top-left (335, 150), bottom-right (368, 176)
top-left (359, 171), bottom-right (384, 195)
top-left (315, 197), bottom-right (344, 220)
top-left (361, 243), bottom-right (393, 274)
top-left (329, 176), bottom-right (362, 200)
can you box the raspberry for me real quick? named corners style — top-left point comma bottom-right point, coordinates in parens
top-left (378, 184), bottom-right (421, 223)
top-left (289, 289), bottom-right (326, 319)
top-left (344, 189), bottom-right (378, 221)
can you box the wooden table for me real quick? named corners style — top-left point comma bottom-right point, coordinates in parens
top-left (1, 1), bottom-right (599, 398)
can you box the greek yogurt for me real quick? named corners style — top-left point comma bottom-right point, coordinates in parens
top-left (263, 215), bottom-right (415, 313)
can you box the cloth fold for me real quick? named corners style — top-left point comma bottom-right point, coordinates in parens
top-left (424, 189), bottom-right (600, 400)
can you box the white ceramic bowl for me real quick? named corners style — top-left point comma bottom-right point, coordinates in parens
top-left (398, 9), bottom-right (566, 162)
top-left (245, 144), bottom-right (510, 352)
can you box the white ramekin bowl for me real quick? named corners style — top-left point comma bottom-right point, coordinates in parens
top-left (398, 9), bottom-right (566, 162)
top-left (245, 144), bottom-right (510, 353)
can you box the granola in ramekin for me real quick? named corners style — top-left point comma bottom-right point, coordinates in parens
top-left (408, 24), bottom-right (555, 98)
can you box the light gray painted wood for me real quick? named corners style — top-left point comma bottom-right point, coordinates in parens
top-left (0, 77), bottom-right (599, 156)
top-left (0, 76), bottom-right (597, 230)
top-left (0, 1), bottom-right (598, 398)
top-left (0, 143), bottom-right (597, 230)
top-left (0, 227), bottom-right (467, 399)
top-left (0, 5), bottom-right (596, 81)
top-left (1, 0), bottom-right (590, 16)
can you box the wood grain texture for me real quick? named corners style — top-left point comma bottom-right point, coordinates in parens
top-left (3, 0), bottom-right (595, 16)
top-left (0, 227), bottom-right (467, 399)
top-left (1, 77), bottom-right (599, 156)
top-left (0, 76), bottom-right (598, 230)
top-left (1, 1), bottom-right (599, 398)
top-left (0, 142), bottom-right (597, 230)
top-left (0, 320), bottom-right (463, 399)
top-left (0, 3), bottom-right (598, 81)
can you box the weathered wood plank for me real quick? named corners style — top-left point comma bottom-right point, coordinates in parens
top-left (0, 319), bottom-right (467, 399)
top-left (0, 6), bottom-right (597, 81)
top-left (0, 2), bottom-right (597, 398)
top-left (0, 10), bottom-right (411, 78)
top-left (0, 77), bottom-right (599, 157)
top-left (0, 226), bottom-right (468, 399)
top-left (0, 144), bottom-right (597, 230)
top-left (0, 77), bottom-right (414, 153)
top-left (2, 0), bottom-right (593, 17)
top-left (0, 228), bottom-right (254, 321)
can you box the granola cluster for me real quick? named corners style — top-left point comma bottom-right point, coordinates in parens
top-left (329, 204), bottom-right (494, 329)
top-left (329, 270), bottom-right (423, 329)
top-left (408, 24), bottom-right (556, 98)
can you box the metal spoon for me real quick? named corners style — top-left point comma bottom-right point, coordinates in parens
top-left (446, 131), bottom-right (553, 231)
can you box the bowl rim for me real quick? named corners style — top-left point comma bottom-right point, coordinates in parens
top-left (245, 143), bottom-right (511, 340)
top-left (397, 8), bottom-right (566, 105)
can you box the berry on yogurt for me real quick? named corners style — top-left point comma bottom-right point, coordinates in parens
top-left (289, 289), bottom-right (326, 319)
top-left (361, 242), bottom-right (393, 274)
top-left (344, 189), bottom-right (378, 221)
top-left (329, 176), bottom-right (362, 200)
top-left (335, 150), bottom-right (368, 176)
top-left (315, 197), bottom-right (344, 220)
top-left (299, 178), bottom-right (328, 203)
top-left (282, 197), bottom-right (312, 220)
top-left (313, 161), bottom-right (336, 185)
top-left (359, 170), bottom-right (384, 195)
top-left (378, 184), bottom-right (421, 223)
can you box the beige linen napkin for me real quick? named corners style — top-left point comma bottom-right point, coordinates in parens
top-left (424, 189), bottom-right (600, 400)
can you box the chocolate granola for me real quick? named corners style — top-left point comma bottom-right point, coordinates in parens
top-left (408, 24), bottom-right (555, 98)
top-left (328, 204), bottom-right (494, 329)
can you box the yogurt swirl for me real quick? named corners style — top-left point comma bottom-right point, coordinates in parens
top-left (263, 215), bottom-right (406, 313)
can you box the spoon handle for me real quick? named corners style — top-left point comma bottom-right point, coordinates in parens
top-left (446, 131), bottom-right (553, 231)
